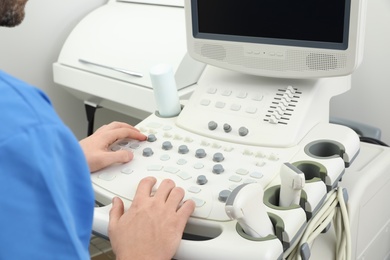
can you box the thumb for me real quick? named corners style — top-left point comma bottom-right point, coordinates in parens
top-left (109, 197), bottom-right (124, 232)
top-left (104, 150), bottom-right (134, 166)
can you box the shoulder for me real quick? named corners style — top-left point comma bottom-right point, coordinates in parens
top-left (0, 71), bottom-right (60, 141)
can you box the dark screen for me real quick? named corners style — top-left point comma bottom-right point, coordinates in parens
top-left (193, 0), bottom-right (350, 49)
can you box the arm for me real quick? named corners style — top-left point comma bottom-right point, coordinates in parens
top-left (79, 121), bottom-right (147, 172)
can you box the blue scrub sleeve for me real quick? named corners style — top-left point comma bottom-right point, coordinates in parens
top-left (0, 123), bottom-right (95, 259)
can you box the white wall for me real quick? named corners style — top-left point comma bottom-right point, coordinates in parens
top-left (1, 0), bottom-right (389, 145)
top-left (331, 0), bottom-right (390, 145)
top-left (0, 0), bottom-right (139, 140)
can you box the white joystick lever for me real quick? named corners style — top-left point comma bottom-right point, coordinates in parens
top-left (279, 162), bottom-right (305, 207)
top-left (225, 183), bottom-right (274, 238)
top-left (149, 64), bottom-right (181, 117)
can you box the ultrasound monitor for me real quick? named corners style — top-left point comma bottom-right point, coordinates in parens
top-left (185, 0), bottom-right (367, 78)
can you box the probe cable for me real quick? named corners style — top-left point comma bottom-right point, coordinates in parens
top-left (286, 187), bottom-right (351, 260)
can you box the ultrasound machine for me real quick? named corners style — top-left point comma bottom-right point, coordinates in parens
top-left (53, 0), bottom-right (390, 259)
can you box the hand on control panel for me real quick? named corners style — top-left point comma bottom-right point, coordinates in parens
top-left (108, 177), bottom-right (195, 260)
top-left (79, 121), bottom-right (147, 172)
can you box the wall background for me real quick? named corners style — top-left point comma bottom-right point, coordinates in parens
top-left (0, 0), bottom-right (389, 144)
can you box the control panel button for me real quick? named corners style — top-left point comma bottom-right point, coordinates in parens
top-left (218, 190), bottom-right (232, 202)
top-left (142, 148), bottom-right (154, 157)
top-left (208, 121), bottom-right (218, 130)
top-left (239, 127), bottom-right (249, 136)
top-left (213, 152), bottom-right (225, 162)
top-left (212, 164), bottom-right (225, 174)
top-left (196, 175), bottom-right (208, 185)
top-left (147, 134), bottom-right (157, 142)
top-left (223, 123), bottom-right (232, 133)
top-left (195, 148), bottom-right (207, 158)
top-left (178, 145), bottom-right (189, 154)
top-left (162, 141), bottom-right (173, 150)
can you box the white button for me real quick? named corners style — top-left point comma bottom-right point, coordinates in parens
top-left (207, 87), bottom-right (217, 94)
top-left (99, 172), bottom-right (116, 181)
top-left (215, 101), bottom-right (226, 108)
top-left (147, 165), bottom-right (163, 171)
top-left (229, 175), bottom-right (242, 182)
top-left (164, 166), bottom-right (180, 174)
top-left (177, 171), bottom-right (192, 180)
top-left (188, 186), bottom-right (201, 194)
top-left (221, 90), bottom-right (232, 96)
top-left (191, 197), bottom-right (206, 207)
top-left (160, 154), bottom-right (170, 161)
top-left (245, 107), bottom-right (257, 114)
top-left (250, 171), bottom-right (263, 179)
top-left (193, 163), bottom-right (204, 169)
top-left (236, 168), bottom-right (249, 175)
top-left (256, 161), bottom-right (266, 167)
top-left (177, 159), bottom-right (187, 165)
top-left (121, 167), bottom-right (133, 175)
top-left (230, 104), bottom-right (241, 111)
top-left (252, 94), bottom-right (264, 101)
top-left (236, 92), bottom-right (247, 98)
top-left (200, 99), bottom-right (211, 106)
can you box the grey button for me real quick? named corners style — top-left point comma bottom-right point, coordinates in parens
top-left (213, 152), bottom-right (224, 162)
top-left (162, 141), bottom-right (173, 150)
top-left (110, 145), bottom-right (121, 151)
top-left (118, 141), bottom-right (129, 146)
top-left (178, 145), bottom-right (189, 154)
top-left (213, 164), bottom-right (224, 174)
top-left (147, 134), bottom-right (157, 142)
top-left (142, 148), bottom-right (154, 157)
top-left (208, 121), bottom-right (218, 130)
top-left (197, 175), bottom-right (208, 185)
top-left (195, 148), bottom-right (207, 158)
top-left (239, 127), bottom-right (249, 136)
top-left (218, 190), bottom-right (231, 202)
top-left (223, 123), bottom-right (232, 133)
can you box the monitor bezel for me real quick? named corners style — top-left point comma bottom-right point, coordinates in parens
top-left (185, 0), bottom-right (367, 79)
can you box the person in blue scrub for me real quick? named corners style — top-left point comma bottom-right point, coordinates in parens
top-left (0, 1), bottom-right (195, 259)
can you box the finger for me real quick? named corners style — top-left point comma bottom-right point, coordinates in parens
top-left (96, 150), bottom-right (134, 171)
top-left (153, 179), bottom-right (176, 201)
top-left (104, 128), bottom-right (147, 145)
top-left (108, 197), bottom-right (125, 233)
top-left (165, 187), bottom-right (186, 209)
top-left (97, 121), bottom-right (140, 132)
top-left (133, 177), bottom-right (157, 201)
top-left (177, 199), bottom-right (196, 221)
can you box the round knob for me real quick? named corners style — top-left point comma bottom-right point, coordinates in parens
top-left (178, 145), bottom-right (189, 154)
top-left (195, 148), bottom-right (207, 158)
top-left (162, 141), bottom-right (173, 150)
top-left (147, 134), bottom-right (157, 142)
top-left (223, 123), bottom-right (232, 133)
top-left (196, 175), bottom-right (208, 185)
top-left (239, 127), bottom-right (249, 136)
top-left (208, 121), bottom-right (218, 130)
top-left (212, 164), bottom-right (224, 174)
top-left (213, 152), bottom-right (224, 162)
top-left (142, 148), bottom-right (154, 157)
top-left (218, 190), bottom-right (231, 203)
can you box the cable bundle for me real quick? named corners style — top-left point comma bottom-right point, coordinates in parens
top-left (286, 188), bottom-right (351, 260)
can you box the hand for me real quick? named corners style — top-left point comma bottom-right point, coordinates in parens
top-left (108, 177), bottom-right (195, 260)
top-left (79, 121), bottom-right (147, 172)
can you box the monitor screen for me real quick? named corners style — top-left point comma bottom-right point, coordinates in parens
top-left (194, 0), bottom-right (349, 50)
top-left (185, 0), bottom-right (366, 78)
